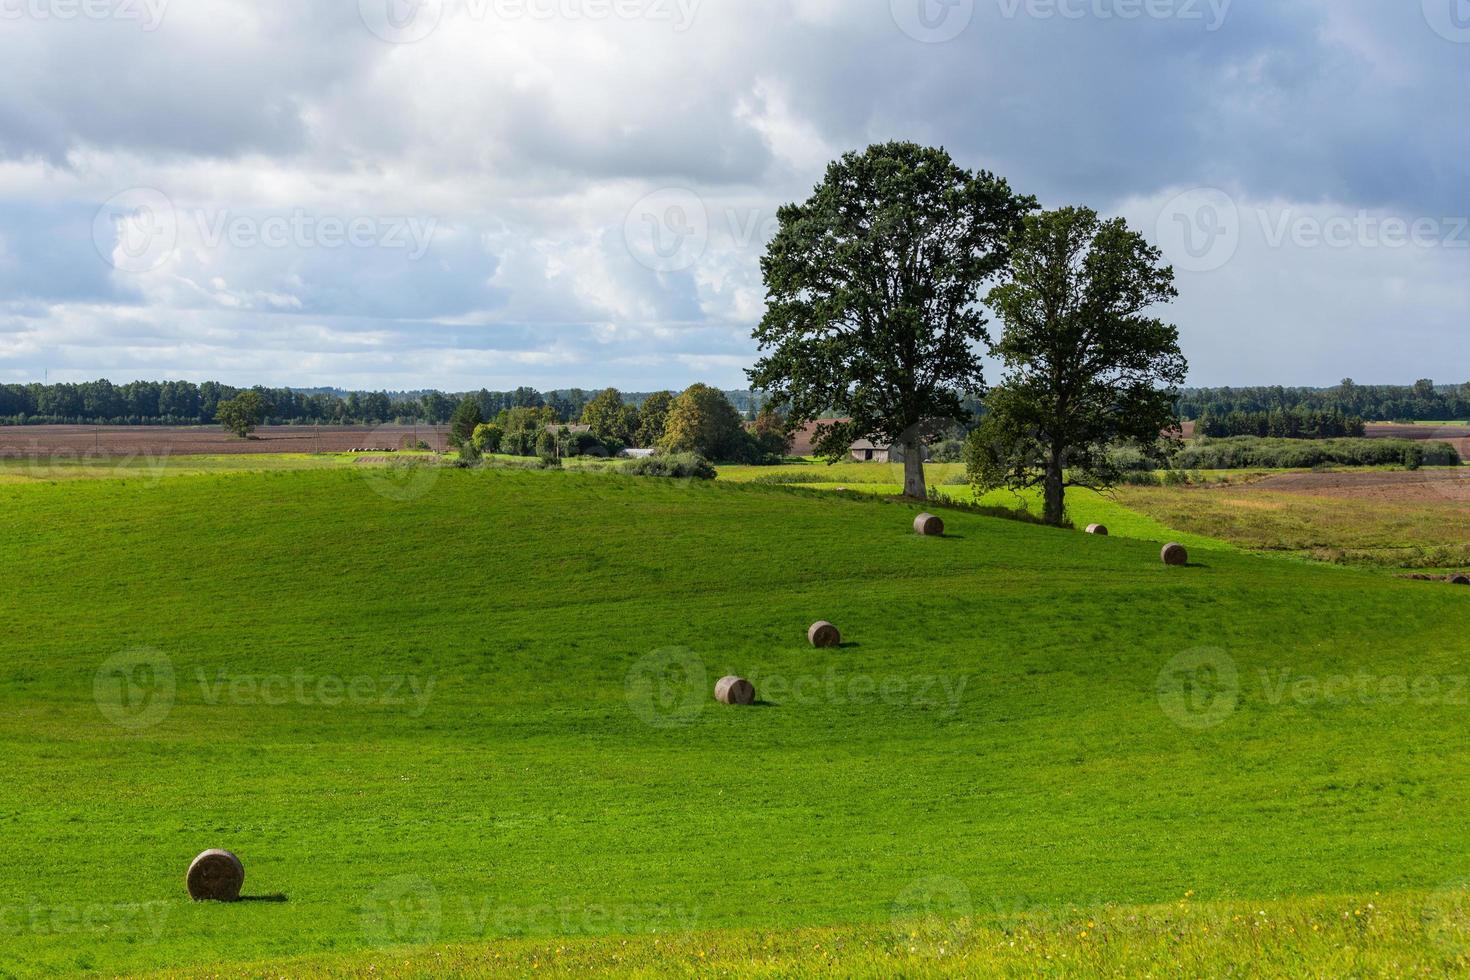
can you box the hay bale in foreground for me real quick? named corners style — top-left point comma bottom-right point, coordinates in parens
top-left (187, 849), bottom-right (244, 902)
top-left (808, 621), bottom-right (842, 648)
top-left (715, 676), bottom-right (756, 706)
top-left (1086, 524), bottom-right (1109, 536)
top-left (1161, 543), bottom-right (1189, 567)
top-left (914, 513), bottom-right (945, 537)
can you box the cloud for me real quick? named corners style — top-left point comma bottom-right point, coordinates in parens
top-left (0, 0), bottom-right (1465, 388)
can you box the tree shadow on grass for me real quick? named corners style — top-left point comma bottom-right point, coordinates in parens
top-left (238, 894), bottom-right (289, 903)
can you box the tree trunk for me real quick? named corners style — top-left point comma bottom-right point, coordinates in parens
top-left (1043, 447), bottom-right (1065, 526)
top-left (902, 439), bottom-right (926, 499)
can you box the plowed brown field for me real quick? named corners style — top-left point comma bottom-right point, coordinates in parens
top-left (0, 424), bottom-right (450, 457)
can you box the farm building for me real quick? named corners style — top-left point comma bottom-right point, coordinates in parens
top-left (848, 439), bottom-right (929, 464)
top-left (785, 419), bottom-right (932, 463)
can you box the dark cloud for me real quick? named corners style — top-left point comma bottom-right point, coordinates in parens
top-left (0, 0), bottom-right (1464, 386)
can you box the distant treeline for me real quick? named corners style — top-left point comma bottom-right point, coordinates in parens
top-left (1117, 437), bottom-right (1462, 474)
top-left (1178, 380), bottom-right (1470, 423)
top-left (0, 380), bottom-right (766, 427)
top-left (7, 376), bottom-right (1468, 431)
top-left (1196, 409), bottom-right (1366, 440)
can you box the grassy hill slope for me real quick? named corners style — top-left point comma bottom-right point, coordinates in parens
top-left (0, 467), bottom-right (1467, 975)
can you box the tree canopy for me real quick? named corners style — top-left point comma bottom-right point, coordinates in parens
top-left (449, 398), bottom-right (484, 447)
top-left (965, 206), bottom-right (1187, 525)
top-left (635, 391), bottom-right (675, 448)
top-left (659, 384), bottom-right (747, 459)
top-left (215, 391), bottom-right (272, 439)
top-left (748, 141), bottom-right (1035, 498)
top-left (581, 388), bottom-right (639, 447)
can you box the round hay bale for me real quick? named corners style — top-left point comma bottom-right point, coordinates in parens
top-left (1450, 574), bottom-right (1470, 586)
top-left (714, 676), bottom-right (756, 706)
top-left (808, 621), bottom-right (842, 648)
top-left (187, 849), bottom-right (244, 902)
top-left (914, 513), bottom-right (945, 537)
top-left (1086, 524), bottom-right (1109, 536)
top-left (1161, 543), bottom-right (1189, 567)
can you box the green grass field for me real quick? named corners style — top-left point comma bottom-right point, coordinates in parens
top-left (3, 464), bottom-right (1470, 976)
top-left (0, 452), bottom-right (358, 484)
top-left (719, 460), bottom-right (1239, 554)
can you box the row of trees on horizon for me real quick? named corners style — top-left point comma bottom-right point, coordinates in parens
top-left (1179, 379), bottom-right (1470, 424)
top-left (1, 378), bottom-right (1464, 430)
top-left (0, 380), bottom-right (768, 429)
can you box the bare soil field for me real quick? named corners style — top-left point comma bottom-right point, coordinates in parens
top-left (1177, 421), bottom-right (1470, 458)
top-left (0, 424), bottom-right (450, 457)
top-left (1250, 467), bottom-right (1470, 501)
top-left (1365, 423), bottom-right (1470, 459)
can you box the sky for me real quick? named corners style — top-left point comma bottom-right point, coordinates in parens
top-left (0, 0), bottom-right (1467, 392)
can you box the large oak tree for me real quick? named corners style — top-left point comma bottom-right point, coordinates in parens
top-left (965, 207), bottom-right (1188, 525)
top-left (748, 142), bottom-right (1035, 498)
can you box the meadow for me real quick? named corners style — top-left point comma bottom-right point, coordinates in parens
top-left (721, 459), bottom-right (1467, 572)
top-left (2, 461), bottom-right (1469, 975)
top-left (1116, 471), bottom-right (1470, 572)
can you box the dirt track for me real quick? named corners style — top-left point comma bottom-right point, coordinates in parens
top-left (0, 424), bottom-right (451, 457)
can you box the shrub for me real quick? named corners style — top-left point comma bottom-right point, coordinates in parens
top-left (471, 423), bottom-right (504, 454)
top-left (1106, 445), bottom-right (1161, 473)
top-left (929, 439), bottom-right (966, 463)
top-left (617, 453), bottom-right (716, 480)
top-left (535, 429), bottom-right (558, 463)
top-left (1177, 437), bottom-right (1460, 469)
top-left (502, 428), bottom-right (538, 457)
top-left (565, 431), bottom-right (611, 457)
